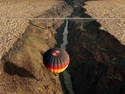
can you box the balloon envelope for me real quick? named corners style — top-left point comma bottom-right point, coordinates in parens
top-left (43, 48), bottom-right (70, 74)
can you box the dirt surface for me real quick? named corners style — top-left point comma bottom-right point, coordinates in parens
top-left (84, 0), bottom-right (125, 44)
top-left (0, 0), bottom-right (61, 18)
top-left (1, 0), bottom-right (125, 94)
top-left (0, 1), bottom-right (73, 93)
top-left (0, 22), bottom-right (63, 94)
top-left (0, 0), bottom-right (61, 59)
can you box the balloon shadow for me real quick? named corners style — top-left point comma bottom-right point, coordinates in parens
top-left (3, 61), bottom-right (37, 80)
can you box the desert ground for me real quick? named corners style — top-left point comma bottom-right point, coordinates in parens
top-left (1, 0), bottom-right (125, 59)
top-left (0, 0), bottom-right (125, 94)
top-left (0, 0), bottom-right (62, 59)
top-left (84, 0), bottom-right (125, 44)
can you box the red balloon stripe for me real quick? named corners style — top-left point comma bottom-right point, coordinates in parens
top-left (46, 57), bottom-right (70, 70)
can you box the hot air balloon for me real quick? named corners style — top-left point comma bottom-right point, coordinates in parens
top-left (43, 48), bottom-right (70, 74)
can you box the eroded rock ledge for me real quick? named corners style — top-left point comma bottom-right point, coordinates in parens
top-left (67, 20), bottom-right (125, 94)
top-left (0, 2), bottom-right (72, 94)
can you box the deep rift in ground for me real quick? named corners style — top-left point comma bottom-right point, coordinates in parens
top-left (62, 1), bottom-right (125, 94)
top-left (67, 20), bottom-right (125, 94)
top-left (0, 0), bottom-right (125, 94)
top-left (66, 4), bottom-right (125, 94)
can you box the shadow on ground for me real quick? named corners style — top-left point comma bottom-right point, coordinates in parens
top-left (4, 61), bottom-right (37, 80)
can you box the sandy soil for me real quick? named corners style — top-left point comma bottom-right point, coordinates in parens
top-left (83, 0), bottom-right (125, 45)
top-left (0, 0), bottom-right (62, 59)
top-left (1, 0), bottom-right (125, 58)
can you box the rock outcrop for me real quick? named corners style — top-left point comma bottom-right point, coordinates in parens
top-left (67, 14), bottom-right (125, 94)
top-left (65, 1), bottom-right (125, 94)
top-left (0, 1), bottom-right (72, 94)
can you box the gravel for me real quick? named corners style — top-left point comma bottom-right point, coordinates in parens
top-left (0, 0), bottom-right (60, 59)
top-left (83, 0), bottom-right (125, 45)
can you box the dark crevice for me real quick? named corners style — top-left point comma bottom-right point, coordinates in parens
top-left (55, 0), bottom-right (125, 94)
top-left (55, 21), bottom-right (66, 48)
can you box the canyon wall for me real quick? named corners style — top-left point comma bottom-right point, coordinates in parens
top-left (67, 20), bottom-right (125, 94)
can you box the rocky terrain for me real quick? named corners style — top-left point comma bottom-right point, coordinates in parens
top-left (0, 0), bottom-right (125, 94)
top-left (0, 0), bottom-right (72, 93)
top-left (0, 0), bottom-right (61, 59)
top-left (84, 0), bottom-right (125, 45)
top-left (67, 20), bottom-right (125, 94)
top-left (0, 23), bottom-right (63, 94)
top-left (66, 0), bottom-right (125, 94)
